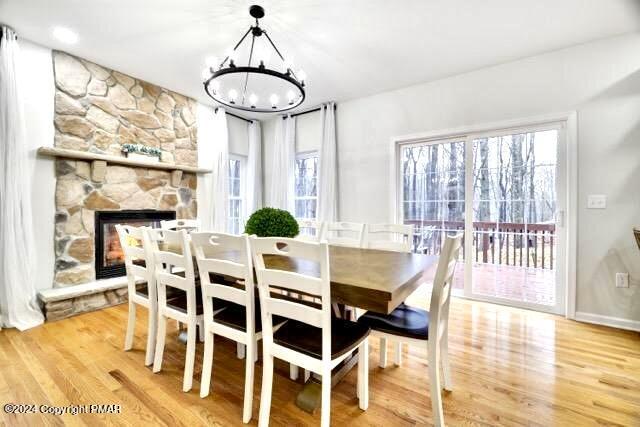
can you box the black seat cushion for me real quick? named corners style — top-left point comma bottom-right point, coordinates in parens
top-left (357, 303), bottom-right (430, 340)
top-left (167, 288), bottom-right (227, 316)
top-left (273, 318), bottom-right (370, 360)
top-left (213, 298), bottom-right (285, 333)
top-left (135, 282), bottom-right (183, 300)
top-left (135, 282), bottom-right (149, 297)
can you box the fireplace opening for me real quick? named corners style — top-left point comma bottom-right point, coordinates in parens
top-left (94, 210), bottom-right (176, 279)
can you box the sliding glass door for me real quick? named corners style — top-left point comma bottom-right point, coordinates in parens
top-left (400, 138), bottom-right (466, 290)
top-left (398, 122), bottom-right (566, 314)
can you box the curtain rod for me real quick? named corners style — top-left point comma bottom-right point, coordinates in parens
top-left (283, 103), bottom-right (337, 120)
top-left (214, 107), bottom-right (254, 124)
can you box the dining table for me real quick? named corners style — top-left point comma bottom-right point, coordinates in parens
top-left (164, 238), bottom-right (438, 412)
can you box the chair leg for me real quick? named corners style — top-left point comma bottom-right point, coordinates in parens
top-left (357, 339), bottom-right (369, 410)
top-left (394, 341), bottom-right (402, 366)
top-left (289, 364), bottom-right (299, 381)
top-left (183, 323), bottom-right (197, 392)
top-left (379, 337), bottom-right (387, 368)
top-left (153, 314), bottom-right (167, 373)
top-left (243, 341), bottom-right (255, 423)
top-left (320, 370), bottom-right (332, 427)
top-left (200, 330), bottom-right (214, 398)
top-left (441, 336), bottom-right (452, 392)
top-left (198, 319), bottom-right (205, 342)
top-left (258, 354), bottom-right (274, 427)
top-left (144, 306), bottom-right (157, 366)
top-left (428, 345), bottom-right (444, 426)
top-left (124, 301), bottom-right (136, 351)
top-left (237, 342), bottom-right (246, 359)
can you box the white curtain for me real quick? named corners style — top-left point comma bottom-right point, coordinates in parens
top-left (197, 106), bottom-right (229, 231)
top-left (317, 103), bottom-right (338, 222)
top-left (246, 120), bottom-right (262, 217)
top-left (0, 26), bottom-right (44, 330)
top-left (268, 115), bottom-right (296, 213)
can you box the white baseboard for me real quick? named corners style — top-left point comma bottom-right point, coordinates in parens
top-left (574, 311), bottom-right (640, 332)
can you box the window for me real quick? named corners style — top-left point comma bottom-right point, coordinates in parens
top-left (228, 154), bottom-right (246, 234)
top-left (294, 151), bottom-right (318, 219)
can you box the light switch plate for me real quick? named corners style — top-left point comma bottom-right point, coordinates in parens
top-left (587, 194), bottom-right (607, 209)
top-left (616, 272), bottom-right (629, 288)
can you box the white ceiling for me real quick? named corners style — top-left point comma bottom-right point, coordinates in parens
top-left (2, 0), bottom-right (639, 117)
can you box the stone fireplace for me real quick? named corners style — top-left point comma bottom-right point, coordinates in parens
top-left (38, 50), bottom-right (206, 321)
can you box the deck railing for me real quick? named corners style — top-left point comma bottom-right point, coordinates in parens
top-left (405, 220), bottom-right (556, 270)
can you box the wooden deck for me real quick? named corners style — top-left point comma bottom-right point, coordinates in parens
top-left (1, 297), bottom-right (639, 426)
top-left (448, 263), bottom-right (556, 306)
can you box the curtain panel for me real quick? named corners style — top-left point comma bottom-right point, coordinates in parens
top-left (0, 26), bottom-right (45, 330)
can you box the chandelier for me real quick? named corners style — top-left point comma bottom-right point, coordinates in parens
top-left (202, 5), bottom-right (306, 113)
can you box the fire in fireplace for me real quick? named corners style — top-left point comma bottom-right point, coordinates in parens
top-left (94, 210), bottom-right (176, 279)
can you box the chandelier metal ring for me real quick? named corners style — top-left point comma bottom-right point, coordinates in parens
top-left (202, 5), bottom-right (306, 113)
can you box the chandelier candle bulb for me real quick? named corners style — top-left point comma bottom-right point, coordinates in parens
top-left (287, 90), bottom-right (295, 105)
top-left (228, 89), bottom-right (238, 104)
top-left (249, 93), bottom-right (258, 108)
top-left (202, 4), bottom-right (306, 113)
top-left (205, 56), bottom-right (218, 68)
top-left (270, 94), bottom-right (279, 108)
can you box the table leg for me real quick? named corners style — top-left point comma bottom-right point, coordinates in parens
top-left (294, 303), bottom-right (360, 413)
top-left (295, 350), bottom-right (359, 413)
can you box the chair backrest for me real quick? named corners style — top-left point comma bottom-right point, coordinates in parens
top-left (428, 233), bottom-right (463, 343)
top-left (362, 223), bottom-right (414, 253)
top-left (191, 232), bottom-right (255, 333)
top-left (145, 228), bottom-right (197, 307)
top-left (251, 237), bottom-right (332, 361)
top-left (321, 221), bottom-right (365, 247)
top-left (115, 224), bottom-right (154, 299)
top-left (296, 219), bottom-right (325, 242)
top-left (160, 219), bottom-right (200, 232)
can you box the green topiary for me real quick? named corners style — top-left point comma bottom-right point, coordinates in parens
top-left (244, 207), bottom-right (299, 238)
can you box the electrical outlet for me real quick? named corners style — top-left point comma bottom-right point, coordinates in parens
top-left (615, 272), bottom-right (629, 288)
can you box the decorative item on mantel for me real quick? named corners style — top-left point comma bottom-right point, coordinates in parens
top-left (121, 143), bottom-right (161, 164)
top-left (634, 227), bottom-right (640, 250)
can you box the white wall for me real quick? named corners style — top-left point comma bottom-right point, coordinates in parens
top-left (227, 115), bottom-right (250, 157)
top-left (263, 33), bottom-right (640, 325)
top-left (19, 39), bottom-right (56, 291)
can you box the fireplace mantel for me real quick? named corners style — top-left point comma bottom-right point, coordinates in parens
top-left (38, 146), bottom-right (211, 174)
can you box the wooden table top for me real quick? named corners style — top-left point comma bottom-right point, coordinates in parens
top-left (264, 246), bottom-right (437, 314)
top-left (165, 243), bottom-right (437, 314)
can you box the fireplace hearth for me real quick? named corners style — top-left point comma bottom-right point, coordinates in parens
top-left (94, 210), bottom-right (175, 279)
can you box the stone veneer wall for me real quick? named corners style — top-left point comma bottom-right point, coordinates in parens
top-left (52, 51), bottom-right (199, 288)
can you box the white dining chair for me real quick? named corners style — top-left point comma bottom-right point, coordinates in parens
top-left (116, 224), bottom-right (157, 366)
top-left (357, 233), bottom-right (463, 427)
top-left (321, 221), bottom-right (365, 247)
top-left (192, 232), bottom-right (286, 423)
top-left (147, 228), bottom-right (215, 392)
top-left (251, 237), bottom-right (370, 427)
top-left (362, 223), bottom-right (414, 253)
top-left (296, 219), bottom-right (325, 242)
top-left (160, 219), bottom-right (200, 232)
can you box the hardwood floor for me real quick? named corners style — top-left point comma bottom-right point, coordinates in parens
top-left (1, 296), bottom-right (639, 426)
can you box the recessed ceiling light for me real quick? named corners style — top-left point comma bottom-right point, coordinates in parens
top-left (52, 27), bottom-right (78, 44)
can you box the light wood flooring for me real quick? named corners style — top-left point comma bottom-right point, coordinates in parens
top-left (1, 297), bottom-right (639, 426)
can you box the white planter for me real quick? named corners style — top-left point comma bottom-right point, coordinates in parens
top-left (125, 152), bottom-right (160, 164)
